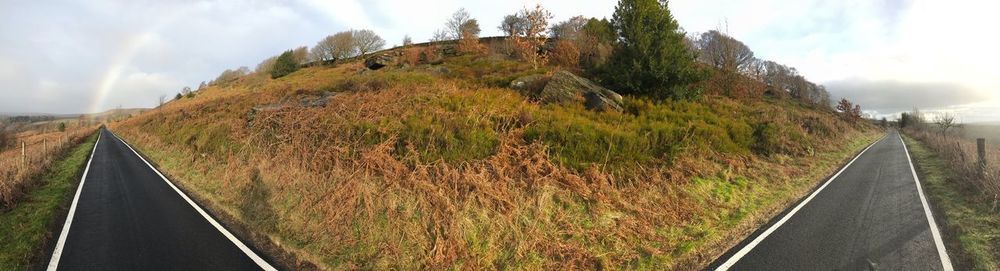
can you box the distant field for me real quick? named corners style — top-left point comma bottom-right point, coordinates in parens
top-left (956, 124), bottom-right (1000, 144)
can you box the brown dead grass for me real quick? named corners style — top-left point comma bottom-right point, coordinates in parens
top-left (0, 126), bottom-right (97, 207)
top-left (110, 58), bottom-right (875, 269)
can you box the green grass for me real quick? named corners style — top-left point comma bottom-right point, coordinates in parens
top-left (0, 133), bottom-right (97, 270)
top-left (903, 135), bottom-right (1000, 270)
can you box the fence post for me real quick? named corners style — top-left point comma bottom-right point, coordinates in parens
top-left (21, 141), bottom-right (26, 168)
top-left (978, 138), bottom-right (987, 175)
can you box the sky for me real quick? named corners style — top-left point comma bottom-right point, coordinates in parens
top-left (1, 0), bottom-right (997, 122)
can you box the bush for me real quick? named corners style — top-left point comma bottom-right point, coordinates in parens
top-left (550, 40), bottom-right (580, 68)
top-left (270, 50), bottom-right (300, 79)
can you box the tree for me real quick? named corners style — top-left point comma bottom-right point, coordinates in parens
top-left (604, 0), bottom-right (706, 99)
top-left (175, 93), bottom-right (183, 100)
top-left (198, 81), bottom-right (207, 90)
top-left (934, 113), bottom-right (959, 137)
top-left (509, 4), bottom-right (553, 69)
top-left (256, 56), bottom-right (278, 74)
top-left (431, 29), bottom-right (449, 42)
top-left (58, 122), bottom-right (66, 132)
top-left (835, 98), bottom-right (861, 120)
top-left (158, 94), bottom-right (166, 108)
top-left (311, 31), bottom-right (355, 63)
top-left (460, 19), bottom-right (481, 38)
top-left (402, 35), bottom-right (413, 47)
top-left (499, 14), bottom-right (527, 37)
top-left (352, 29), bottom-right (385, 56)
top-left (270, 50), bottom-right (300, 79)
top-left (551, 40), bottom-right (580, 67)
top-left (695, 30), bottom-right (755, 73)
top-left (291, 46), bottom-right (310, 64)
top-left (550, 16), bottom-right (589, 41)
top-left (579, 18), bottom-right (615, 72)
top-left (213, 67), bottom-right (249, 85)
top-left (181, 86), bottom-right (192, 96)
top-left (446, 8), bottom-right (473, 39)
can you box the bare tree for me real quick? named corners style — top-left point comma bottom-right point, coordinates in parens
top-left (402, 35), bottom-right (413, 47)
top-left (352, 29), bottom-right (385, 56)
top-left (695, 30), bottom-right (755, 73)
top-left (256, 55), bottom-right (278, 74)
top-left (509, 4), bottom-right (553, 68)
top-left (158, 95), bottom-right (166, 108)
top-left (550, 15), bottom-right (588, 41)
top-left (311, 31), bottom-right (355, 63)
top-left (498, 14), bottom-right (527, 37)
top-left (934, 113), bottom-right (959, 137)
top-left (291, 46), bottom-right (309, 64)
top-left (460, 19), bottom-right (481, 38)
top-left (445, 8), bottom-right (473, 40)
top-left (431, 29), bottom-right (449, 42)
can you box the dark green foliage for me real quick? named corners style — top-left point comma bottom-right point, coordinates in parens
top-left (604, 0), bottom-right (706, 100)
top-left (270, 50), bottom-right (300, 79)
top-left (58, 122), bottom-right (66, 132)
top-left (175, 93), bottom-right (182, 100)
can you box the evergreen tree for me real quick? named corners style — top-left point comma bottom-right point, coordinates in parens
top-left (270, 50), bottom-right (300, 79)
top-left (605, 0), bottom-right (706, 100)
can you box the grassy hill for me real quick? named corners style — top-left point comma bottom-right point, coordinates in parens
top-left (110, 52), bottom-right (876, 269)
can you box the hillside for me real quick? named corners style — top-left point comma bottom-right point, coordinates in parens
top-left (110, 47), bottom-right (876, 269)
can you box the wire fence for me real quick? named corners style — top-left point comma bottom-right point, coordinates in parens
top-left (907, 129), bottom-right (1000, 209)
top-left (0, 127), bottom-right (97, 207)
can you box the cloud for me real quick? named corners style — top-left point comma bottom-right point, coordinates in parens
top-left (826, 79), bottom-right (988, 112)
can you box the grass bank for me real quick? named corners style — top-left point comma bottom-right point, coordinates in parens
top-left (112, 55), bottom-right (876, 269)
top-left (0, 133), bottom-right (97, 270)
top-left (903, 135), bottom-right (1000, 270)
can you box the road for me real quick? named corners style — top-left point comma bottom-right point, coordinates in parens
top-left (712, 130), bottom-right (952, 270)
top-left (45, 128), bottom-right (276, 271)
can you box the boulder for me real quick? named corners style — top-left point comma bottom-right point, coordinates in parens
top-left (364, 54), bottom-right (395, 70)
top-left (509, 74), bottom-right (545, 96)
top-left (539, 71), bottom-right (623, 112)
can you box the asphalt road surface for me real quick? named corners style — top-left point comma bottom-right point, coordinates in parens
top-left (712, 130), bottom-right (952, 270)
top-left (45, 128), bottom-right (275, 271)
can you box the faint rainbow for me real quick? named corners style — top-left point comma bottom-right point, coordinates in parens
top-left (87, 6), bottom-right (188, 114)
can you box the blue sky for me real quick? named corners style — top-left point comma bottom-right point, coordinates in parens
top-left (1, 0), bottom-right (997, 122)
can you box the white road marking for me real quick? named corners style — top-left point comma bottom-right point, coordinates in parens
top-left (715, 134), bottom-right (886, 270)
top-left (110, 131), bottom-right (277, 271)
top-left (899, 133), bottom-right (954, 271)
top-left (47, 132), bottom-right (101, 271)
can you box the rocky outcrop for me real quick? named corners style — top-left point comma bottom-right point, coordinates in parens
top-left (536, 71), bottom-right (623, 112)
top-left (364, 54), bottom-right (395, 70)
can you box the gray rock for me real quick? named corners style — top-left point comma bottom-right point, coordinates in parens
top-left (540, 71), bottom-right (623, 112)
top-left (509, 74), bottom-right (545, 97)
top-left (365, 54), bottom-right (395, 70)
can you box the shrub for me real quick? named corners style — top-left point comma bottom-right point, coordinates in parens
top-left (401, 47), bottom-right (422, 67)
top-left (550, 40), bottom-right (580, 68)
top-left (270, 50), bottom-right (300, 79)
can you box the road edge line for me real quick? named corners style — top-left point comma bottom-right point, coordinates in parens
top-left (46, 130), bottom-right (101, 271)
top-left (714, 133), bottom-right (886, 270)
top-left (109, 131), bottom-right (277, 271)
top-left (899, 133), bottom-right (954, 271)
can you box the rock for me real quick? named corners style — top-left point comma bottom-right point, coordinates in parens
top-left (364, 54), bottom-right (395, 70)
top-left (539, 70), bottom-right (623, 112)
top-left (509, 74), bottom-right (546, 97)
top-left (584, 91), bottom-right (623, 112)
